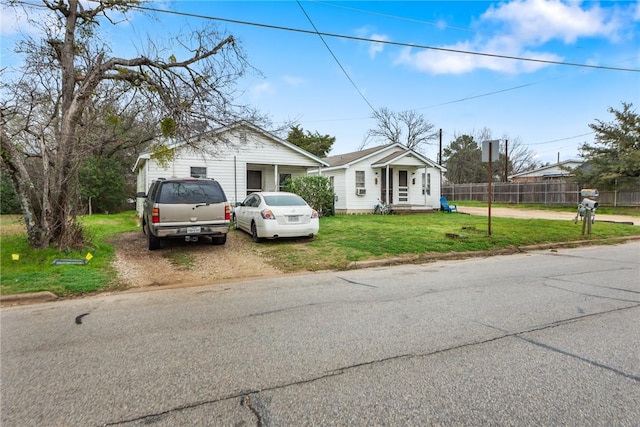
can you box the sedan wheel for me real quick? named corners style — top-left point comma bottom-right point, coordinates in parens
top-left (251, 222), bottom-right (262, 243)
top-left (233, 214), bottom-right (239, 230)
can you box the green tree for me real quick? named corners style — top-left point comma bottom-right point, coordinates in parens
top-left (286, 126), bottom-right (335, 158)
top-left (1, 0), bottom-right (252, 250)
top-left (79, 157), bottom-right (129, 214)
top-left (284, 175), bottom-right (335, 217)
top-left (0, 169), bottom-right (21, 214)
top-left (442, 135), bottom-right (485, 183)
top-left (574, 102), bottom-right (640, 190)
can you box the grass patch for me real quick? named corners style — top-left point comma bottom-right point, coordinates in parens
top-left (2, 209), bottom-right (638, 295)
top-left (1, 212), bottom-right (139, 296)
top-left (164, 250), bottom-right (195, 270)
top-left (259, 212), bottom-right (640, 272)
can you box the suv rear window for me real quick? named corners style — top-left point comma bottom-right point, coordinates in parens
top-left (157, 181), bottom-right (226, 204)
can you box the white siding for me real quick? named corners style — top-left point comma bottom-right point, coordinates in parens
top-left (315, 146), bottom-right (443, 213)
top-left (135, 128), bottom-right (326, 209)
top-left (331, 170), bottom-right (347, 211)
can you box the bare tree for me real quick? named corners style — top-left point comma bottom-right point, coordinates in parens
top-left (367, 107), bottom-right (438, 152)
top-left (1, 0), bottom-right (256, 249)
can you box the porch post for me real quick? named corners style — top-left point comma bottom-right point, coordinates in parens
top-left (274, 164), bottom-right (279, 191)
top-left (386, 165), bottom-right (390, 204)
top-left (425, 166), bottom-right (428, 204)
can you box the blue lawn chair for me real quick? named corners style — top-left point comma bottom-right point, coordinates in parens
top-left (440, 196), bottom-right (458, 213)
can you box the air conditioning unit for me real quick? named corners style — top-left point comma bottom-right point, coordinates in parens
top-left (356, 188), bottom-right (366, 196)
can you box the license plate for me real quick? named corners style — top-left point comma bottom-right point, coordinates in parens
top-left (187, 226), bottom-right (201, 233)
top-left (288, 216), bottom-right (300, 222)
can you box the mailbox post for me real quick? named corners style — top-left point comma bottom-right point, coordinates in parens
top-left (575, 189), bottom-right (599, 236)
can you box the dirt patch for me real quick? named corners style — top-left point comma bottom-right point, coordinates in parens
top-left (110, 230), bottom-right (282, 289)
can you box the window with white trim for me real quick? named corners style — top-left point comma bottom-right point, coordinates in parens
top-left (355, 170), bottom-right (365, 188)
top-left (422, 173), bottom-right (431, 195)
top-left (191, 167), bottom-right (207, 178)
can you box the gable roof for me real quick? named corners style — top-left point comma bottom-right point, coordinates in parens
top-left (132, 121), bottom-right (328, 172)
top-left (323, 144), bottom-right (395, 167)
top-left (323, 143), bottom-right (444, 171)
top-left (509, 159), bottom-right (582, 179)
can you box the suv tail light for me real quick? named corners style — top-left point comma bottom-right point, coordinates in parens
top-left (225, 205), bottom-right (231, 220)
top-left (151, 207), bottom-right (160, 224)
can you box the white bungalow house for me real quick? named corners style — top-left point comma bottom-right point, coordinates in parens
top-left (132, 122), bottom-right (328, 216)
top-left (313, 143), bottom-right (446, 214)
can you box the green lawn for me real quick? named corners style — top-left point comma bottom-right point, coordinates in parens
top-left (1, 212), bottom-right (139, 296)
top-left (259, 211), bottom-right (640, 272)
top-left (2, 209), bottom-right (639, 296)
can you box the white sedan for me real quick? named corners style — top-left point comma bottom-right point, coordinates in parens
top-left (233, 192), bottom-right (319, 242)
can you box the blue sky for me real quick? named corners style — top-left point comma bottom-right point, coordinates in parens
top-left (2, 1), bottom-right (639, 165)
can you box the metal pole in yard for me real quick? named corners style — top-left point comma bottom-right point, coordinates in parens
top-left (488, 142), bottom-right (492, 236)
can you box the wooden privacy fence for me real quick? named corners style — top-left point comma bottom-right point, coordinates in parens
top-left (442, 181), bottom-right (640, 207)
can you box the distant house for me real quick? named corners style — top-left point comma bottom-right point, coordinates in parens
top-left (509, 160), bottom-right (583, 183)
top-left (312, 143), bottom-right (446, 214)
top-left (132, 122), bottom-right (328, 216)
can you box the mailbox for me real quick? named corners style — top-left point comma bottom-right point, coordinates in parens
top-left (575, 189), bottom-right (598, 235)
top-left (581, 198), bottom-right (598, 210)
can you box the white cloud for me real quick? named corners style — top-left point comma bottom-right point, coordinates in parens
top-left (248, 81), bottom-right (275, 100)
top-left (355, 26), bottom-right (389, 59)
top-left (368, 33), bottom-right (389, 59)
top-left (0, 3), bottom-right (45, 36)
top-left (395, 0), bottom-right (632, 75)
top-left (481, 0), bottom-right (620, 44)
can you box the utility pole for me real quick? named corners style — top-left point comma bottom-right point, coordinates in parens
top-left (438, 128), bottom-right (442, 166)
top-left (439, 128), bottom-right (443, 198)
top-left (504, 139), bottom-right (508, 182)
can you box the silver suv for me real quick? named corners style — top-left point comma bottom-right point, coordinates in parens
top-left (137, 178), bottom-right (230, 250)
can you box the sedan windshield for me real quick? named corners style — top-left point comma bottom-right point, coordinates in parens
top-left (263, 194), bottom-right (307, 206)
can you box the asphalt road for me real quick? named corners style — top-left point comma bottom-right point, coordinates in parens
top-left (1, 242), bottom-right (639, 426)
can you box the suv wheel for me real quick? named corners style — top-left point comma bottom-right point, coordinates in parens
top-left (211, 234), bottom-right (227, 245)
top-left (146, 224), bottom-right (161, 250)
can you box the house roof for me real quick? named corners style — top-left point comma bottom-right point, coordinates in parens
top-left (323, 143), bottom-right (444, 171)
top-left (323, 144), bottom-right (395, 167)
top-left (132, 121), bottom-right (329, 172)
top-left (509, 159), bottom-right (583, 179)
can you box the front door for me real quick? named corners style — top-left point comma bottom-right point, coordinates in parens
top-left (398, 170), bottom-right (409, 203)
top-left (380, 168), bottom-right (393, 204)
top-left (247, 170), bottom-right (262, 195)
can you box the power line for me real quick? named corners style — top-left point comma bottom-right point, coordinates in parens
top-left (527, 132), bottom-right (594, 146)
top-left (310, 0), bottom-right (476, 33)
top-left (120, 2), bottom-right (639, 73)
top-left (295, 1), bottom-right (377, 113)
top-left (18, 0), bottom-right (638, 73)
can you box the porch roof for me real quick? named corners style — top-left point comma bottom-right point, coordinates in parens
top-left (371, 149), bottom-right (444, 170)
